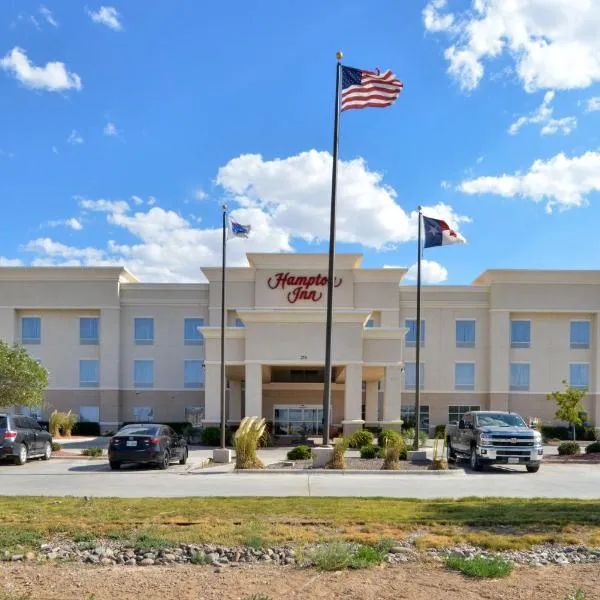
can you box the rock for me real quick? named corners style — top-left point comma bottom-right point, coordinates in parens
top-left (40, 544), bottom-right (52, 551)
top-left (94, 546), bottom-right (107, 557)
top-left (139, 558), bottom-right (155, 566)
top-left (125, 559), bottom-right (137, 566)
top-left (214, 567), bottom-right (222, 573)
top-left (207, 552), bottom-right (219, 563)
top-left (11, 555), bottom-right (23, 561)
top-left (285, 557), bottom-right (296, 565)
top-left (143, 553), bottom-right (156, 560)
top-left (163, 553), bottom-right (176, 561)
top-left (47, 552), bottom-right (59, 560)
top-left (25, 552), bottom-right (36, 561)
top-left (86, 555), bottom-right (100, 564)
top-left (100, 557), bottom-right (114, 565)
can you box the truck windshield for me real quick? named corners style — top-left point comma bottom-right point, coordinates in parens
top-left (475, 413), bottom-right (527, 428)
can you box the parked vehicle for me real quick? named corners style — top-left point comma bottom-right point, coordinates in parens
top-left (446, 411), bottom-right (543, 472)
top-left (107, 423), bottom-right (188, 470)
top-left (0, 414), bottom-right (53, 465)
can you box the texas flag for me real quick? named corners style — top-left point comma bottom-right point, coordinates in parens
top-left (423, 216), bottom-right (466, 248)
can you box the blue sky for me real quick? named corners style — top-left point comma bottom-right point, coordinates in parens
top-left (1, 0), bottom-right (599, 283)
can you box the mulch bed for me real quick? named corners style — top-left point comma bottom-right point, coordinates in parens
top-left (545, 452), bottom-right (600, 462)
top-left (266, 458), bottom-right (458, 471)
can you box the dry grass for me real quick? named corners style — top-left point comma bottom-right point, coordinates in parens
top-left (234, 417), bottom-right (265, 469)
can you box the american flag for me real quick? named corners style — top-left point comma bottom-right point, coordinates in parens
top-left (340, 66), bottom-right (403, 112)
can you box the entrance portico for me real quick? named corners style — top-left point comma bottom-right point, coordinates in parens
top-left (200, 253), bottom-right (407, 436)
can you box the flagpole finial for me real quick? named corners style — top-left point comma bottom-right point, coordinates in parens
top-left (417, 205), bottom-right (423, 212)
top-left (336, 51), bottom-right (343, 61)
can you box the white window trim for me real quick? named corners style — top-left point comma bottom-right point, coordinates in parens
top-left (510, 319), bottom-right (531, 348)
top-left (455, 318), bottom-right (476, 348)
top-left (568, 361), bottom-right (590, 390)
top-left (79, 359), bottom-right (100, 388)
top-left (570, 319), bottom-right (591, 350)
top-left (133, 358), bottom-right (155, 388)
top-left (184, 316), bottom-right (205, 345)
top-left (134, 316), bottom-right (155, 345)
top-left (21, 315), bottom-right (42, 344)
top-left (79, 315), bottom-right (100, 345)
top-left (509, 361), bottom-right (530, 392)
top-left (454, 361), bottom-right (475, 391)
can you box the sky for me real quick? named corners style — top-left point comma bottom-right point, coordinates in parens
top-left (1, 0), bottom-right (600, 285)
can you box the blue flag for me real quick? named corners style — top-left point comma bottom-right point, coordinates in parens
top-left (229, 219), bottom-right (251, 238)
top-left (423, 216), bottom-right (466, 249)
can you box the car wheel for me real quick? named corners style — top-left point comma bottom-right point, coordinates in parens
top-left (179, 449), bottom-right (188, 465)
top-left (446, 439), bottom-right (456, 463)
top-left (109, 461), bottom-right (121, 470)
top-left (526, 464), bottom-right (540, 473)
top-left (42, 441), bottom-right (52, 461)
top-left (13, 444), bottom-right (27, 466)
top-left (469, 447), bottom-right (482, 472)
top-left (158, 451), bottom-right (170, 470)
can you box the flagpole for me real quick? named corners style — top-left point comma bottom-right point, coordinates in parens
top-left (220, 203), bottom-right (227, 449)
top-left (322, 51), bottom-right (343, 446)
top-left (413, 206), bottom-right (423, 450)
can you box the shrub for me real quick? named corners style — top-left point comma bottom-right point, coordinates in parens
top-left (62, 411), bottom-right (78, 437)
top-left (201, 426), bottom-right (233, 446)
top-left (190, 550), bottom-right (209, 565)
top-left (133, 533), bottom-right (171, 553)
top-left (234, 416), bottom-right (266, 469)
top-left (348, 430), bottom-right (374, 449)
top-left (328, 437), bottom-right (349, 469)
top-left (287, 445), bottom-right (312, 460)
top-left (378, 429), bottom-right (401, 448)
top-left (382, 438), bottom-right (405, 470)
top-left (541, 425), bottom-right (598, 441)
top-left (360, 444), bottom-right (384, 459)
top-left (72, 421), bottom-right (101, 437)
top-left (558, 441), bottom-right (581, 455)
top-left (434, 424), bottom-right (446, 438)
top-left (402, 427), bottom-right (428, 447)
top-left (309, 541), bottom-right (387, 571)
top-left (51, 442), bottom-right (62, 452)
top-left (242, 595), bottom-right (273, 600)
top-left (81, 447), bottom-right (103, 457)
top-left (49, 410), bottom-right (65, 437)
top-left (585, 441), bottom-right (600, 454)
top-left (445, 555), bottom-right (513, 578)
top-left (565, 590), bottom-right (587, 600)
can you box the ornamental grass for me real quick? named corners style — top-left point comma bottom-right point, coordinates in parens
top-left (234, 416), bottom-right (266, 469)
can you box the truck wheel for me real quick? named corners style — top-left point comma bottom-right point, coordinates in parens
top-left (446, 439), bottom-right (456, 463)
top-left (469, 447), bottom-right (482, 472)
top-left (526, 464), bottom-right (540, 473)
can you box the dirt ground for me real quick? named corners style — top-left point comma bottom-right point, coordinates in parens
top-left (1, 562), bottom-right (599, 600)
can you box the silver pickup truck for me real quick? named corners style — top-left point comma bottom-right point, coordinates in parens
top-left (446, 410), bottom-right (544, 472)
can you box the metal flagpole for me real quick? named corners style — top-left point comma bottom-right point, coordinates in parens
top-left (413, 206), bottom-right (423, 451)
top-left (220, 203), bottom-right (227, 449)
top-left (322, 51), bottom-right (343, 446)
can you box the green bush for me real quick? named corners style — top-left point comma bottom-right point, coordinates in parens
top-left (348, 430), bottom-right (374, 449)
top-left (585, 441), bottom-right (600, 454)
top-left (565, 590), bottom-right (587, 600)
top-left (360, 444), bottom-right (385, 459)
top-left (201, 426), bottom-right (233, 446)
top-left (81, 446), bottom-right (103, 457)
top-left (286, 445), bottom-right (312, 460)
top-left (541, 425), bottom-right (598, 441)
top-left (378, 429), bottom-right (401, 448)
top-left (558, 441), bottom-right (581, 455)
top-left (72, 421), bottom-right (101, 436)
top-left (190, 550), bottom-right (209, 565)
top-left (434, 424), bottom-right (446, 438)
top-left (446, 555), bottom-right (513, 578)
top-left (309, 541), bottom-right (387, 571)
top-left (51, 442), bottom-right (62, 452)
top-left (402, 427), bottom-right (428, 446)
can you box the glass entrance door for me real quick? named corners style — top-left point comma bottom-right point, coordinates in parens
top-left (273, 405), bottom-right (323, 435)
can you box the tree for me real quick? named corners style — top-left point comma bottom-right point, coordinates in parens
top-left (546, 379), bottom-right (587, 441)
top-left (0, 340), bottom-right (48, 409)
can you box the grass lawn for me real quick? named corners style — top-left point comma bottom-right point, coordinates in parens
top-left (0, 497), bottom-right (599, 552)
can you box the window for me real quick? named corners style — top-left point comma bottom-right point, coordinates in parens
top-left (132, 406), bottom-right (154, 422)
top-left (134, 360), bottom-right (154, 388)
top-left (184, 318), bottom-right (204, 345)
top-left (185, 406), bottom-right (204, 425)
top-left (570, 321), bottom-right (590, 349)
top-left (20, 406), bottom-right (42, 420)
top-left (448, 405), bottom-right (480, 424)
top-left (455, 362), bottom-right (475, 390)
top-left (405, 319), bottom-right (425, 346)
top-left (79, 360), bottom-right (99, 387)
top-left (80, 406), bottom-right (100, 422)
top-left (456, 320), bottom-right (475, 347)
top-left (184, 360), bottom-right (204, 388)
top-left (400, 405), bottom-right (430, 432)
top-left (404, 362), bottom-right (424, 389)
top-left (21, 317), bottom-right (41, 344)
top-left (366, 319), bottom-right (375, 328)
top-left (510, 363), bottom-right (530, 391)
top-left (80, 317), bottom-right (99, 344)
top-left (569, 363), bottom-right (589, 389)
top-left (134, 318), bottom-right (154, 345)
top-left (511, 320), bottom-right (531, 348)
top-left (234, 318), bottom-right (245, 328)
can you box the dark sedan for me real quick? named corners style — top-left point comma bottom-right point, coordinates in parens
top-left (108, 424), bottom-right (188, 470)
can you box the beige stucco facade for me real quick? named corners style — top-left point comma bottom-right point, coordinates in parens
top-left (1, 256), bottom-right (600, 434)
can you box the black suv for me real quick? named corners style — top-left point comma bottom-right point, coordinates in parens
top-left (0, 414), bottom-right (53, 465)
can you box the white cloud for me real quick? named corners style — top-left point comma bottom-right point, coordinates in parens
top-left (46, 218), bottom-right (83, 230)
top-left (440, 180), bottom-right (451, 190)
top-left (24, 238), bottom-right (106, 262)
top-left (0, 47), bottom-right (82, 92)
top-left (423, 0), bottom-right (600, 92)
top-left (39, 6), bottom-right (58, 27)
top-left (586, 96), bottom-right (600, 113)
top-left (460, 150), bottom-right (600, 213)
top-left (78, 197), bottom-right (129, 214)
top-left (0, 257), bottom-right (23, 266)
top-left (476, 156), bottom-right (484, 164)
top-left (405, 260), bottom-right (449, 284)
top-left (103, 121), bottom-right (118, 137)
top-left (131, 195), bottom-right (144, 206)
top-left (194, 188), bottom-right (208, 201)
top-left (87, 6), bottom-right (123, 31)
top-left (508, 90), bottom-right (576, 135)
top-left (147, 196), bottom-right (157, 206)
top-left (67, 130), bottom-right (83, 145)
top-left (52, 145), bottom-right (58, 154)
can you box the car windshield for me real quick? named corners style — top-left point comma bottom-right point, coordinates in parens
top-left (117, 426), bottom-right (160, 436)
top-left (475, 413), bottom-right (527, 428)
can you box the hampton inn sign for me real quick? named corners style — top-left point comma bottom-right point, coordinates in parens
top-left (267, 272), bottom-right (343, 303)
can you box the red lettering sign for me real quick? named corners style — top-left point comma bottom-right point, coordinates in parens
top-left (267, 272), bottom-right (342, 304)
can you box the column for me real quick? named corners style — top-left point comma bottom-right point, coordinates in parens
top-left (99, 308), bottom-right (120, 431)
top-left (382, 365), bottom-right (403, 431)
top-left (342, 363), bottom-right (364, 435)
top-left (489, 311), bottom-right (510, 411)
top-left (365, 381), bottom-right (378, 422)
top-left (203, 362), bottom-right (221, 424)
top-left (244, 362), bottom-right (262, 418)
top-left (228, 379), bottom-right (242, 423)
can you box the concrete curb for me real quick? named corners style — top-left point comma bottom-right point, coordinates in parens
top-left (545, 459), bottom-right (600, 465)
top-left (234, 468), bottom-right (465, 475)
